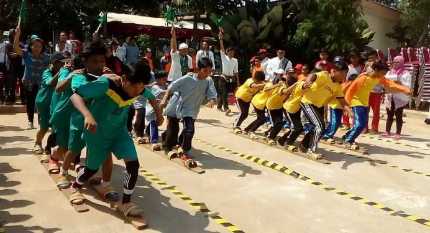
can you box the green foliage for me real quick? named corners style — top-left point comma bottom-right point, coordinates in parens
top-left (291, 0), bottom-right (373, 59)
top-left (396, 0), bottom-right (430, 46)
top-left (136, 34), bottom-right (156, 51)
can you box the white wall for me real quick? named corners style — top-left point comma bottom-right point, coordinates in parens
top-left (361, 0), bottom-right (401, 51)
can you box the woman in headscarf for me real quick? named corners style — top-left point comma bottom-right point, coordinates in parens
top-left (383, 56), bottom-right (412, 139)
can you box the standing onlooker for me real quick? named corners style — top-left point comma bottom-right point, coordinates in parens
top-left (265, 49), bottom-right (292, 81)
top-left (218, 30), bottom-right (238, 113)
top-left (0, 32), bottom-right (8, 104)
top-left (196, 40), bottom-right (215, 70)
top-left (315, 48), bottom-right (334, 72)
top-left (105, 41), bottom-right (123, 75)
top-left (115, 37), bottom-right (127, 63)
top-left (13, 25), bottom-right (50, 129)
top-left (383, 56), bottom-right (412, 139)
top-left (144, 48), bottom-right (154, 72)
top-left (68, 31), bottom-right (81, 55)
top-left (342, 50), bottom-right (364, 129)
top-left (364, 50), bottom-right (383, 134)
top-left (125, 37), bottom-right (140, 66)
top-left (167, 27), bottom-right (192, 82)
top-left (160, 52), bottom-right (171, 73)
top-left (5, 29), bottom-right (24, 105)
top-left (55, 31), bottom-right (73, 54)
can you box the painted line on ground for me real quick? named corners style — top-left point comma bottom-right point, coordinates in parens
top-left (140, 169), bottom-right (245, 233)
top-left (319, 141), bottom-right (430, 179)
top-left (195, 138), bottom-right (430, 228)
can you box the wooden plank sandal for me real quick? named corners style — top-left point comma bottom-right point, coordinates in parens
top-left (117, 202), bottom-right (147, 230)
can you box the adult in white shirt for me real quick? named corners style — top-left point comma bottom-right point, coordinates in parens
top-left (265, 49), bottom-right (292, 81)
top-left (167, 26), bottom-right (192, 82)
top-left (196, 41), bottom-right (215, 70)
top-left (115, 38), bottom-right (127, 63)
top-left (55, 31), bottom-right (73, 54)
top-left (383, 55), bottom-right (412, 139)
top-left (217, 30), bottom-right (238, 112)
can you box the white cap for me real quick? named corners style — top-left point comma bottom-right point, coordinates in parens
top-left (179, 43), bottom-right (189, 50)
top-left (275, 68), bottom-right (285, 74)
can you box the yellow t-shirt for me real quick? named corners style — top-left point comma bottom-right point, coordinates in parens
top-left (345, 74), bottom-right (411, 107)
top-left (235, 78), bottom-right (261, 102)
top-left (283, 81), bottom-right (304, 113)
top-left (251, 83), bottom-right (274, 110)
top-left (301, 71), bottom-right (338, 108)
top-left (266, 84), bottom-right (287, 110)
top-left (327, 82), bottom-right (344, 109)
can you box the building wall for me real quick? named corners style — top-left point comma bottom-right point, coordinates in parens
top-left (361, 0), bottom-right (401, 51)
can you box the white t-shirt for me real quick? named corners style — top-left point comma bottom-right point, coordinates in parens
top-left (220, 51), bottom-right (238, 76)
top-left (115, 45), bottom-right (127, 62)
top-left (196, 50), bottom-right (215, 69)
top-left (385, 70), bottom-right (412, 108)
top-left (55, 41), bottom-right (73, 54)
top-left (265, 57), bottom-right (292, 81)
top-left (168, 50), bottom-right (192, 82)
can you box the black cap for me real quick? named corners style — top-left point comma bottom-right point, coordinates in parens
top-left (333, 60), bottom-right (349, 71)
top-left (50, 52), bottom-right (65, 64)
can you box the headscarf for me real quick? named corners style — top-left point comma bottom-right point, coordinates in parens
top-left (392, 56), bottom-right (405, 76)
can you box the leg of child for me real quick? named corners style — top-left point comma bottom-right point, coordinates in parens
top-left (345, 106), bottom-right (369, 144)
top-left (149, 120), bottom-right (159, 144)
top-left (234, 99), bottom-right (250, 128)
top-left (133, 108), bottom-right (145, 138)
top-left (323, 108), bottom-right (343, 139)
top-left (244, 108), bottom-right (266, 132)
top-left (268, 109), bottom-right (284, 139)
top-left (164, 117), bottom-right (180, 151)
top-left (300, 104), bottom-right (325, 152)
top-left (283, 111), bottom-right (303, 145)
top-left (180, 117), bottom-right (195, 153)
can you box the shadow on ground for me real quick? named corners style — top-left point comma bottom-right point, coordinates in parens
top-left (0, 162), bottom-right (61, 233)
top-left (79, 164), bottom-right (219, 233)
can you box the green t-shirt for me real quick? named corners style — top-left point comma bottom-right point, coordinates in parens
top-left (50, 68), bottom-right (70, 116)
top-left (35, 68), bottom-right (55, 110)
top-left (75, 76), bottom-right (154, 133)
top-left (69, 73), bottom-right (98, 130)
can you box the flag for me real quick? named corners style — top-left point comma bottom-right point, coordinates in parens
top-left (19, 0), bottom-right (29, 25)
top-left (163, 6), bottom-right (176, 26)
top-left (97, 12), bottom-right (107, 25)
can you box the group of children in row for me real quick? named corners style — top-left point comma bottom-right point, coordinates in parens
top-left (233, 54), bottom-right (411, 159)
top-left (26, 32), bottom-right (217, 218)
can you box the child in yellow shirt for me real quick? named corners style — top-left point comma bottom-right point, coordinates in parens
top-left (266, 69), bottom-right (297, 144)
top-left (233, 71), bottom-right (266, 133)
top-left (300, 60), bottom-right (349, 159)
top-left (244, 78), bottom-right (281, 137)
top-left (342, 61), bottom-right (410, 148)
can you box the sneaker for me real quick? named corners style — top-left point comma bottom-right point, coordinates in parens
top-left (286, 145), bottom-right (298, 152)
top-left (267, 139), bottom-right (276, 145)
top-left (233, 127), bottom-right (242, 134)
top-left (33, 144), bottom-right (44, 155)
top-left (392, 134), bottom-right (401, 140)
top-left (152, 144), bottom-right (162, 151)
top-left (307, 151), bottom-right (322, 160)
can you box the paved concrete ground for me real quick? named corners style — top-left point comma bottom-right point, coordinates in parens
top-left (1, 106), bottom-right (430, 233)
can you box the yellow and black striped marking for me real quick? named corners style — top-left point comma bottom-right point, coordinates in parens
top-left (322, 144), bottom-right (430, 180)
top-left (140, 169), bottom-right (245, 233)
top-left (195, 138), bottom-right (430, 228)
